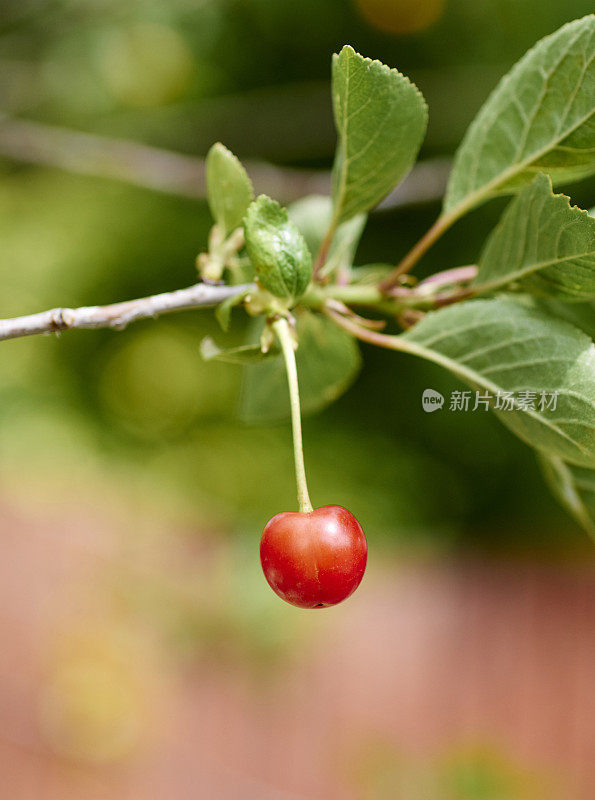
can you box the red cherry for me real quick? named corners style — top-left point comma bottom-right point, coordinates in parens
top-left (260, 505), bottom-right (367, 609)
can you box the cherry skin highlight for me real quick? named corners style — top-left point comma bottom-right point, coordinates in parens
top-left (260, 505), bottom-right (367, 609)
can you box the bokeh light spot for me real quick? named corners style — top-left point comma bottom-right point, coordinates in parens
top-left (96, 23), bottom-right (195, 107)
top-left (354, 0), bottom-right (446, 34)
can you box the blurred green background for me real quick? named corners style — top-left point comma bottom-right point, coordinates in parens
top-left (1, 0), bottom-right (593, 553)
top-left (0, 3), bottom-right (594, 796)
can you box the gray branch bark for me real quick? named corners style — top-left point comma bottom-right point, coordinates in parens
top-left (0, 282), bottom-right (254, 342)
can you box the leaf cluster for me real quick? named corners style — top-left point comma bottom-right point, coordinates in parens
top-left (200, 16), bottom-right (595, 535)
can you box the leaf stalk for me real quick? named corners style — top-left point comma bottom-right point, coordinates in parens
top-left (379, 211), bottom-right (458, 291)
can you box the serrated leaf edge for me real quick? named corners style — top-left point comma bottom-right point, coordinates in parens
top-left (331, 45), bottom-right (428, 224)
top-left (474, 172), bottom-right (595, 295)
top-left (443, 14), bottom-right (595, 219)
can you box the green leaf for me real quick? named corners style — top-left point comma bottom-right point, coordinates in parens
top-left (539, 453), bottom-right (595, 537)
top-left (239, 310), bottom-right (361, 423)
top-left (200, 336), bottom-right (276, 365)
top-left (475, 173), bottom-right (595, 301)
top-left (331, 45), bottom-right (428, 224)
top-left (288, 194), bottom-right (366, 277)
top-left (401, 299), bottom-right (595, 467)
top-left (215, 289), bottom-right (250, 332)
top-left (206, 143), bottom-right (254, 236)
top-left (444, 16), bottom-right (595, 220)
top-left (244, 196), bottom-right (312, 300)
top-left (533, 297), bottom-right (595, 339)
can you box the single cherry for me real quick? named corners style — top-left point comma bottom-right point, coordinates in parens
top-left (260, 505), bottom-right (367, 609)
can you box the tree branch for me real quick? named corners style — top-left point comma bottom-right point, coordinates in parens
top-left (0, 115), bottom-right (449, 208)
top-left (0, 117), bottom-right (452, 343)
top-left (0, 115), bottom-right (327, 202)
top-left (0, 282), bottom-right (254, 342)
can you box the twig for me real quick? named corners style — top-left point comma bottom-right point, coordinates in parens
top-left (0, 115), bottom-right (328, 202)
top-left (416, 264), bottom-right (478, 289)
top-left (0, 282), bottom-right (254, 342)
top-left (0, 115), bottom-right (453, 343)
top-left (0, 115), bottom-right (449, 208)
top-left (325, 305), bottom-right (402, 347)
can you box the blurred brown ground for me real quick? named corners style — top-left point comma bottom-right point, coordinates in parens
top-left (0, 495), bottom-right (594, 799)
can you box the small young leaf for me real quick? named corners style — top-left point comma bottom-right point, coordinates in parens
top-left (215, 289), bottom-right (250, 332)
top-left (331, 46), bottom-right (428, 224)
top-left (244, 196), bottom-right (312, 300)
top-left (350, 264), bottom-right (395, 285)
top-left (206, 143), bottom-right (254, 237)
top-left (200, 337), bottom-right (276, 365)
top-left (444, 16), bottom-right (595, 220)
top-left (475, 174), bottom-right (595, 301)
top-left (239, 310), bottom-right (361, 423)
top-left (401, 299), bottom-right (595, 467)
top-left (539, 453), bottom-right (595, 537)
top-left (288, 194), bottom-right (366, 277)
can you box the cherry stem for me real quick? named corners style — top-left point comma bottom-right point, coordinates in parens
top-left (273, 317), bottom-right (313, 513)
